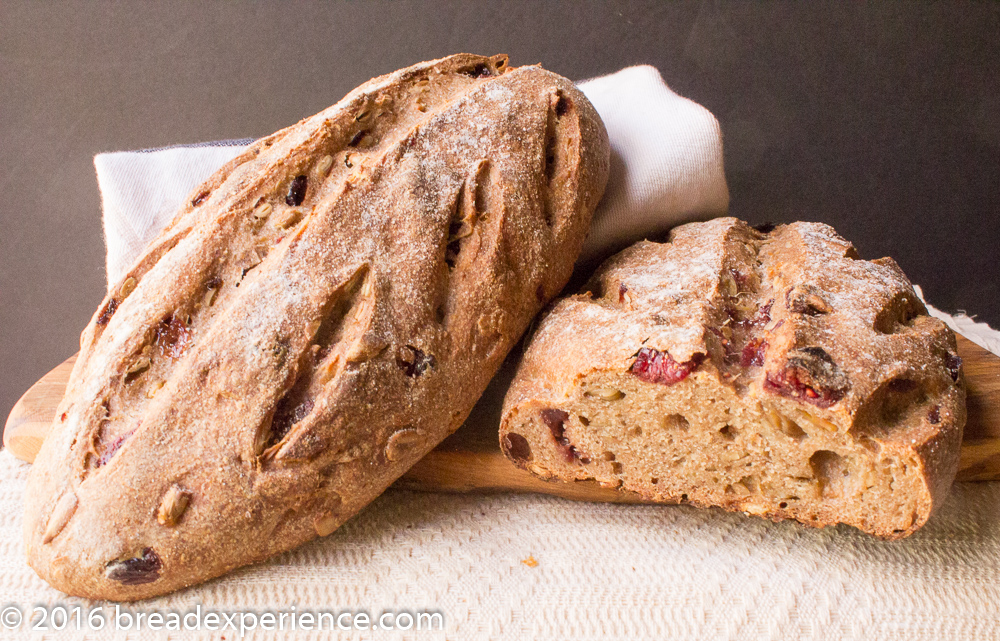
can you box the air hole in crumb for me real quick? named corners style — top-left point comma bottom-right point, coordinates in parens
top-left (579, 416), bottom-right (590, 426)
top-left (680, 494), bottom-right (689, 501)
top-left (739, 476), bottom-right (758, 493)
top-left (630, 425), bottom-right (643, 437)
top-left (810, 450), bottom-right (850, 498)
top-left (663, 414), bottom-right (690, 431)
top-left (502, 433), bottom-right (532, 463)
top-left (650, 477), bottom-right (659, 485)
top-left (611, 462), bottom-right (623, 474)
top-left (781, 417), bottom-right (807, 440)
top-left (719, 425), bottom-right (736, 440)
top-left (601, 451), bottom-right (616, 461)
top-left (779, 502), bottom-right (788, 509)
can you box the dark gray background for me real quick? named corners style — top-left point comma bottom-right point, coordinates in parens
top-left (2, 1), bottom-right (998, 430)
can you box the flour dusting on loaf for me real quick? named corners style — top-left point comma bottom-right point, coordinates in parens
top-left (24, 53), bottom-right (610, 600)
top-left (500, 218), bottom-right (965, 538)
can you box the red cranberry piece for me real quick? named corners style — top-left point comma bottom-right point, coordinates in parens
top-left (541, 409), bottom-right (569, 445)
top-left (285, 175), bottom-right (308, 206)
top-left (192, 190), bottom-right (210, 206)
top-left (397, 345), bottom-right (435, 377)
top-left (764, 346), bottom-right (849, 408)
top-left (156, 314), bottom-right (191, 359)
top-left (754, 300), bottom-right (773, 325)
top-left (97, 428), bottom-right (136, 467)
top-left (630, 347), bottom-right (704, 386)
top-left (503, 433), bottom-right (532, 464)
top-left (740, 337), bottom-right (768, 368)
top-left (945, 353), bottom-right (962, 382)
top-left (97, 298), bottom-right (119, 326)
top-left (729, 268), bottom-right (751, 290)
top-left (539, 409), bottom-right (590, 463)
top-left (928, 405), bottom-right (941, 424)
top-left (106, 548), bottom-right (162, 585)
top-left (270, 397), bottom-right (314, 443)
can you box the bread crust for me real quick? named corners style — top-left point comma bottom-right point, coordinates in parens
top-left (501, 218), bottom-right (964, 539)
top-left (24, 53), bottom-right (610, 600)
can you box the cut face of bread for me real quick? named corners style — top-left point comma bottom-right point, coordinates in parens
top-left (500, 218), bottom-right (965, 539)
top-left (24, 53), bottom-right (610, 600)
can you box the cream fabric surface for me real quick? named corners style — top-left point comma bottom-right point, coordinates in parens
top-left (4, 65), bottom-right (999, 640)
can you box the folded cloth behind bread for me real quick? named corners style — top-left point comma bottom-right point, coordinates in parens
top-left (95, 65), bottom-right (729, 287)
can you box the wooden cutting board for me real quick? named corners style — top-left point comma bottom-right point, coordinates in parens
top-left (5, 334), bottom-right (1000, 501)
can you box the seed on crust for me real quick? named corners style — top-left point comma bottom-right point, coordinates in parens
top-left (43, 491), bottom-right (78, 544)
top-left (315, 155), bottom-right (334, 178)
top-left (156, 486), bottom-right (191, 527)
top-left (119, 277), bottom-right (137, 299)
top-left (253, 203), bottom-right (273, 221)
top-left (385, 428), bottom-right (423, 462)
top-left (146, 380), bottom-right (165, 399)
top-left (126, 356), bottom-right (151, 376)
top-left (314, 514), bottom-right (337, 537)
top-left (273, 208), bottom-right (304, 230)
top-left (787, 285), bottom-right (833, 315)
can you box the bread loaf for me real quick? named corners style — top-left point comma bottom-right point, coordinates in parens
top-left (500, 218), bottom-right (964, 538)
top-left (24, 53), bottom-right (610, 600)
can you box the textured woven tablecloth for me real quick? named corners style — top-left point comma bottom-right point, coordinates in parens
top-left (3, 439), bottom-right (1000, 640)
top-left (4, 64), bottom-right (1000, 640)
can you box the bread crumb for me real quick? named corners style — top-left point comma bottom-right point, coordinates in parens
top-left (521, 555), bottom-right (539, 568)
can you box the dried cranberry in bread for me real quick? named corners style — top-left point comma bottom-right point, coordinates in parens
top-left (24, 53), bottom-right (610, 600)
top-left (500, 218), bottom-right (965, 539)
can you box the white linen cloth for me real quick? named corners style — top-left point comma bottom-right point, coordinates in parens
top-left (2, 66), bottom-right (999, 640)
top-left (95, 65), bottom-right (729, 285)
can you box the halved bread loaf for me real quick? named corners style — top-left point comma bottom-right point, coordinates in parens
top-left (24, 53), bottom-right (610, 600)
top-left (500, 218), bottom-right (965, 538)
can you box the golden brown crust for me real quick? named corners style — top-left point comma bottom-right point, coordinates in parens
top-left (500, 218), bottom-right (965, 539)
top-left (24, 53), bottom-right (610, 600)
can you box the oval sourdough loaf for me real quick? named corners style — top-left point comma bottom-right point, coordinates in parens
top-left (25, 53), bottom-right (610, 600)
top-left (500, 218), bottom-right (965, 539)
